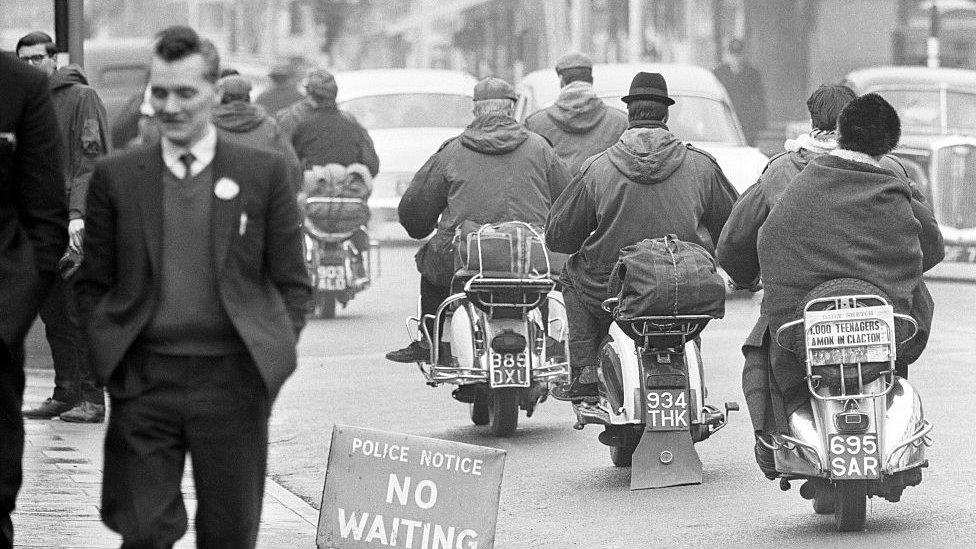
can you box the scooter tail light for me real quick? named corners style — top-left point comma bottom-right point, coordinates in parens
top-left (834, 411), bottom-right (870, 433)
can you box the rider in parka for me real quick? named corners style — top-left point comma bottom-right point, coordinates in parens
top-left (546, 72), bottom-right (738, 400)
top-left (386, 78), bottom-right (570, 374)
top-left (524, 53), bottom-right (627, 175)
top-left (717, 86), bottom-right (945, 478)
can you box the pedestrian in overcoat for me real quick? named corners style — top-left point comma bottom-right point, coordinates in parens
top-left (0, 51), bottom-right (68, 549)
top-left (74, 26), bottom-right (311, 547)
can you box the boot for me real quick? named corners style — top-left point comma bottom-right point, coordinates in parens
top-left (551, 378), bottom-right (598, 402)
top-left (23, 398), bottom-right (74, 419)
top-left (59, 401), bottom-right (106, 423)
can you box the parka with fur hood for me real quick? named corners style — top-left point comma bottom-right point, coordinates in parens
top-left (546, 122), bottom-right (738, 304)
top-left (49, 65), bottom-right (109, 220)
top-left (524, 81), bottom-right (627, 175)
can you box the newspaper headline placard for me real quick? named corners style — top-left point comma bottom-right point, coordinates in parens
top-left (317, 425), bottom-right (506, 549)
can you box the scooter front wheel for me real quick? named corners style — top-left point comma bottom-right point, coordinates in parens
top-left (489, 388), bottom-right (520, 437)
top-left (834, 481), bottom-right (867, 531)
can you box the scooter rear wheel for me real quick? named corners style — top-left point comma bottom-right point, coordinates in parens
top-left (470, 390), bottom-right (490, 426)
top-left (834, 481), bottom-right (867, 531)
top-left (314, 292), bottom-right (337, 319)
top-left (610, 444), bottom-right (637, 467)
top-left (813, 492), bottom-right (835, 514)
top-left (489, 388), bottom-right (520, 437)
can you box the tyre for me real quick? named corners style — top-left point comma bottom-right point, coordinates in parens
top-left (314, 292), bottom-right (337, 319)
top-left (470, 390), bottom-right (489, 426)
top-left (813, 492), bottom-right (835, 514)
top-left (610, 444), bottom-right (637, 467)
top-left (834, 481), bottom-right (867, 531)
top-left (488, 388), bottom-right (520, 437)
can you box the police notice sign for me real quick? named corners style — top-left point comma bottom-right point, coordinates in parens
top-left (317, 425), bottom-right (506, 549)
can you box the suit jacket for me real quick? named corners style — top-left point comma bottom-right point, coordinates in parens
top-left (0, 52), bottom-right (68, 353)
top-left (75, 138), bottom-right (312, 400)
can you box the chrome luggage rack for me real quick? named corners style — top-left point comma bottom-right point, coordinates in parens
top-left (601, 297), bottom-right (711, 351)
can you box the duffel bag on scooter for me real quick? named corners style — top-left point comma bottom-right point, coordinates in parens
top-left (454, 221), bottom-right (555, 277)
top-left (608, 234), bottom-right (725, 319)
top-left (303, 163), bottom-right (372, 234)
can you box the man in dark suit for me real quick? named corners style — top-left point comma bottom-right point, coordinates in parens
top-left (75, 26), bottom-right (311, 548)
top-left (0, 52), bottom-right (68, 549)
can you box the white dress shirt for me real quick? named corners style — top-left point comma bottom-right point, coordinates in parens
top-left (161, 124), bottom-right (218, 179)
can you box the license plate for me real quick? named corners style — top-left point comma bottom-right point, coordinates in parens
top-left (488, 352), bottom-right (530, 388)
top-left (317, 265), bottom-right (347, 291)
top-left (644, 389), bottom-right (689, 431)
top-left (828, 433), bottom-right (881, 479)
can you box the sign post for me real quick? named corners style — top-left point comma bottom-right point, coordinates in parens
top-left (317, 425), bottom-right (506, 549)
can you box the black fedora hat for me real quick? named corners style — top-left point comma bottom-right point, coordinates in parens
top-left (621, 72), bottom-right (675, 105)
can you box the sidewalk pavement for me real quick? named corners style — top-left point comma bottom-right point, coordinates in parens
top-left (12, 369), bottom-right (319, 548)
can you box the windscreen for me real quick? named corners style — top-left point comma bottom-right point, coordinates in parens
top-left (601, 95), bottom-right (745, 144)
top-left (340, 93), bottom-right (473, 130)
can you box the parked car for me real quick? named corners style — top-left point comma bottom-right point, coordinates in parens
top-left (84, 39), bottom-right (154, 127)
top-left (843, 66), bottom-right (976, 249)
top-left (515, 63), bottom-right (769, 194)
top-left (333, 69), bottom-right (479, 240)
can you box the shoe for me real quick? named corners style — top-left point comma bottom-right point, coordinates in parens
top-left (23, 398), bottom-right (74, 419)
top-left (59, 401), bottom-right (106, 423)
top-left (754, 435), bottom-right (779, 480)
top-left (452, 384), bottom-right (478, 404)
top-left (386, 341), bottom-right (431, 363)
top-left (551, 379), bottom-right (599, 402)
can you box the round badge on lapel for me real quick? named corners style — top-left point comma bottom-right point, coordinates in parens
top-left (214, 177), bottom-right (240, 200)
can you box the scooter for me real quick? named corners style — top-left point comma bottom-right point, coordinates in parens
top-left (407, 222), bottom-right (570, 437)
top-left (572, 297), bottom-right (738, 490)
top-left (304, 197), bottom-right (377, 319)
top-left (770, 279), bottom-right (931, 531)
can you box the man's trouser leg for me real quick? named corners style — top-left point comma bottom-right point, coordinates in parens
top-left (63, 277), bottom-right (103, 406)
top-left (37, 276), bottom-right (83, 404)
top-left (420, 276), bottom-right (451, 342)
top-left (563, 280), bottom-right (612, 385)
top-left (102, 349), bottom-right (269, 549)
top-left (742, 336), bottom-right (775, 434)
top-left (1, 342), bottom-right (25, 549)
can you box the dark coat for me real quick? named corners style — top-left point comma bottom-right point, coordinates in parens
top-left (75, 139), bottom-right (312, 400)
top-left (0, 53), bottom-right (68, 354)
top-left (49, 65), bottom-right (110, 220)
top-left (524, 81), bottom-right (627, 175)
top-left (289, 102), bottom-right (379, 177)
top-left (713, 63), bottom-right (766, 146)
top-left (213, 101), bottom-right (302, 191)
top-left (756, 154), bottom-right (943, 420)
top-left (398, 113), bottom-right (570, 284)
top-left (546, 122), bottom-right (738, 304)
top-left (717, 145), bottom-right (943, 432)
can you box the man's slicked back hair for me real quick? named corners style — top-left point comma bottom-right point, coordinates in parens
top-left (627, 99), bottom-right (668, 123)
top-left (154, 25), bottom-right (220, 83)
top-left (806, 84), bottom-right (857, 132)
top-left (16, 31), bottom-right (57, 56)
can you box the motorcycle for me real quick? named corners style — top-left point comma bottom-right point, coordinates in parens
top-left (770, 278), bottom-right (931, 531)
top-left (407, 222), bottom-right (570, 437)
top-left (303, 196), bottom-right (377, 319)
top-left (571, 297), bottom-right (738, 490)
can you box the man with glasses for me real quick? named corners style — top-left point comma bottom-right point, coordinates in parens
top-left (16, 31), bottom-right (110, 423)
top-left (75, 26), bottom-right (310, 546)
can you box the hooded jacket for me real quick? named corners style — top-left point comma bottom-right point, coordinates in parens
top-left (524, 81), bottom-right (627, 175)
top-left (546, 122), bottom-right (738, 302)
top-left (716, 133), bottom-right (944, 434)
top-left (756, 153), bottom-right (943, 424)
top-left (49, 65), bottom-right (109, 220)
top-left (213, 101), bottom-right (302, 190)
top-left (398, 113), bottom-right (571, 282)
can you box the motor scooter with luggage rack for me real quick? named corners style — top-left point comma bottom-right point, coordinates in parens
top-left (769, 278), bottom-right (932, 531)
top-left (406, 221), bottom-right (570, 437)
top-left (571, 297), bottom-right (738, 489)
top-left (303, 196), bottom-right (377, 319)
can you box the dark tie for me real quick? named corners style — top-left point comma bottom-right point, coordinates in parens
top-left (179, 152), bottom-right (195, 181)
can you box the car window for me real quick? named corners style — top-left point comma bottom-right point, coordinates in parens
top-left (97, 65), bottom-right (149, 91)
top-left (339, 93), bottom-right (473, 130)
top-left (875, 90), bottom-right (943, 134)
top-left (601, 95), bottom-right (744, 145)
top-left (947, 92), bottom-right (976, 133)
